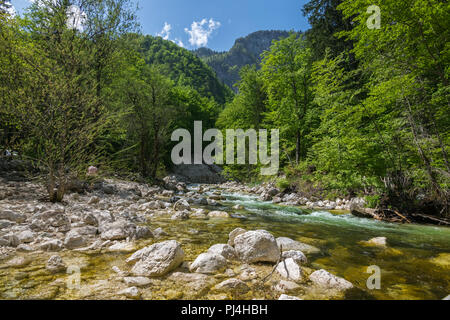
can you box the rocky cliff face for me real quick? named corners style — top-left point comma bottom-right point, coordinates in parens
top-left (193, 30), bottom-right (294, 91)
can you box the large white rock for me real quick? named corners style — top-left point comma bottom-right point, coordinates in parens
top-left (64, 230), bottom-right (86, 249)
top-left (309, 269), bottom-right (353, 291)
top-left (208, 211), bottom-right (230, 218)
top-left (173, 199), bottom-right (190, 211)
top-left (100, 220), bottom-right (136, 241)
top-left (129, 240), bottom-right (184, 277)
top-left (207, 244), bottom-right (237, 260)
top-left (189, 252), bottom-right (227, 274)
top-left (46, 255), bottom-right (66, 274)
top-left (118, 287), bottom-right (140, 299)
top-left (273, 280), bottom-right (300, 293)
top-left (276, 258), bottom-right (303, 281)
top-left (276, 237), bottom-right (320, 254)
top-left (214, 278), bottom-right (249, 294)
top-left (366, 237), bottom-right (387, 247)
top-left (123, 277), bottom-right (152, 287)
top-left (234, 230), bottom-right (280, 263)
top-left (0, 210), bottom-right (26, 223)
top-left (39, 239), bottom-right (64, 252)
top-left (282, 250), bottom-right (308, 265)
top-left (17, 230), bottom-right (35, 244)
top-left (228, 228), bottom-right (246, 246)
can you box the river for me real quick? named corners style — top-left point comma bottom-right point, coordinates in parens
top-left (0, 185), bottom-right (449, 300)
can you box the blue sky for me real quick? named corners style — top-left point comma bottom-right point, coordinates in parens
top-left (10, 0), bottom-right (311, 51)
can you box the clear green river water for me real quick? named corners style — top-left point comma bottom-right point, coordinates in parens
top-left (214, 191), bottom-right (450, 299)
top-left (0, 187), bottom-right (449, 300)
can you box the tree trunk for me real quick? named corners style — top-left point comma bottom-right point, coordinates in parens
top-left (56, 165), bottom-right (66, 202)
top-left (405, 98), bottom-right (441, 197)
top-left (47, 165), bottom-right (58, 203)
top-left (150, 125), bottom-right (160, 179)
top-left (140, 131), bottom-right (148, 177)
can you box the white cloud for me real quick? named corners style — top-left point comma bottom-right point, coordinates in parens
top-left (157, 22), bottom-right (172, 40)
top-left (184, 18), bottom-right (221, 47)
top-left (156, 22), bottom-right (185, 48)
top-left (175, 38), bottom-right (184, 48)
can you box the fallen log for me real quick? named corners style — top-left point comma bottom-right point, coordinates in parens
top-left (411, 213), bottom-right (450, 226)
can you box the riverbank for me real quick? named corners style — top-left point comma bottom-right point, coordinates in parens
top-left (225, 179), bottom-right (450, 226)
top-left (0, 176), bottom-right (449, 300)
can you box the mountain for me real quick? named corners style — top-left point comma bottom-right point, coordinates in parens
top-left (140, 36), bottom-right (234, 104)
top-left (193, 30), bottom-right (294, 91)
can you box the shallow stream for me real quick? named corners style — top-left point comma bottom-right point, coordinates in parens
top-left (1, 187), bottom-right (449, 300)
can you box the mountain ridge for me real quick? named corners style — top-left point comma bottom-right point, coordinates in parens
top-left (193, 30), bottom-right (299, 91)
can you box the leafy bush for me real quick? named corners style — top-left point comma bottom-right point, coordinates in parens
top-left (276, 178), bottom-right (290, 190)
top-left (366, 195), bottom-right (381, 209)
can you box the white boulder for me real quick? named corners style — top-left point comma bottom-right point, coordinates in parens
top-left (276, 258), bottom-right (303, 281)
top-left (129, 240), bottom-right (184, 277)
top-left (234, 230), bottom-right (280, 263)
top-left (189, 252), bottom-right (227, 274)
top-left (309, 269), bottom-right (353, 291)
top-left (276, 237), bottom-right (320, 254)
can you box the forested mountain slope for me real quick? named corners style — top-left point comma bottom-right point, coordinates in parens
top-left (140, 36), bottom-right (233, 104)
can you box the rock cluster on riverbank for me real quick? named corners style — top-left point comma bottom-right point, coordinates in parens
top-left (0, 175), bottom-right (361, 300)
top-left (217, 181), bottom-right (367, 212)
top-left (1, 175), bottom-right (448, 300)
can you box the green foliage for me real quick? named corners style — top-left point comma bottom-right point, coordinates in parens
top-left (365, 195), bottom-right (381, 209)
top-left (1, 0), bottom-right (448, 217)
top-left (1, 1), bottom-right (233, 193)
top-left (140, 36), bottom-right (233, 105)
top-left (302, 0), bottom-right (354, 64)
top-left (337, 0), bottom-right (449, 210)
top-left (276, 178), bottom-right (290, 191)
top-left (0, 0), bottom-right (138, 201)
top-left (0, 1), bottom-right (11, 14)
top-left (262, 33), bottom-right (316, 165)
top-left (217, 66), bottom-right (266, 130)
top-left (216, 0), bottom-right (449, 217)
top-left (103, 36), bottom-right (227, 179)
